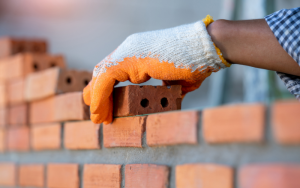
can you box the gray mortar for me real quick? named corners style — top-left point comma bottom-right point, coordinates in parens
top-left (0, 110), bottom-right (300, 188)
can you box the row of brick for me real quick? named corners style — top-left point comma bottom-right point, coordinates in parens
top-left (1, 162), bottom-right (300, 188)
top-left (0, 91), bottom-right (89, 127)
top-left (0, 101), bottom-right (298, 152)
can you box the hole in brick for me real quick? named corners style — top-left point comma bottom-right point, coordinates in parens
top-left (66, 77), bottom-right (72, 84)
top-left (140, 86), bottom-right (143, 88)
top-left (84, 79), bottom-right (89, 86)
top-left (33, 63), bottom-right (39, 71)
top-left (161, 97), bottom-right (168, 108)
top-left (50, 62), bottom-right (56, 67)
top-left (140, 98), bottom-right (149, 108)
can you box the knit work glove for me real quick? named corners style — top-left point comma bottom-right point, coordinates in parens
top-left (83, 15), bottom-right (230, 125)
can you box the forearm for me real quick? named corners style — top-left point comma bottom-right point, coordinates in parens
top-left (207, 19), bottom-right (300, 76)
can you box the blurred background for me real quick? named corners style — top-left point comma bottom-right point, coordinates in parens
top-left (0, 0), bottom-right (298, 109)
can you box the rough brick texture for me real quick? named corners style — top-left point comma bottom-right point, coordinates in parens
top-left (47, 163), bottom-right (79, 188)
top-left (64, 121), bottom-right (100, 150)
top-left (203, 103), bottom-right (265, 143)
top-left (113, 85), bottom-right (182, 117)
top-left (30, 92), bottom-right (89, 124)
top-left (83, 164), bottom-right (121, 188)
top-left (25, 67), bottom-right (91, 101)
top-left (0, 37), bottom-right (47, 57)
top-left (31, 123), bottom-right (61, 150)
top-left (125, 164), bottom-right (169, 188)
top-left (18, 164), bottom-right (44, 187)
top-left (8, 103), bottom-right (28, 126)
top-left (239, 164), bottom-right (300, 188)
top-left (0, 83), bottom-right (7, 107)
top-left (176, 164), bottom-right (233, 188)
top-left (0, 128), bottom-right (5, 152)
top-left (1, 53), bottom-right (65, 81)
top-left (272, 100), bottom-right (300, 144)
top-left (0, 163), bottom-right (16, 186)
top-left (147, 111), bottom-right (198, 146)
top-left (7, 126), bottom-right (30, 151)
top-left (103, 116), bottom-right (146, 148)
top-left (7, 78), bottom-right (25, 105)
top-left (0, 108), bottom-right (7, 128)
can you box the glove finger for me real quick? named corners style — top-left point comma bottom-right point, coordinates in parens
top-left (83, 82), bottom-right (92, 106)
top-left (90, 94), bottom-right (113, 124)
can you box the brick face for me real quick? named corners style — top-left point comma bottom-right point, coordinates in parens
top-left (64, 121), bottom-right (100, 150)
top-left (31, 123), bottom-right (61, 150)
top-left (0, 163), bottom-right (16, 186)
top-left (7, 126), bottom-right (30, 151)
top-left (0, 128), bottom-right (5, 152)
top-left (83, 164), bottom-right (121, 188)
top-left (47, 163), bottom-right (79, 188)
top-left (147, 111), bottom-right (198, 146)
top-left (239, 164), bottom-right (300, 188)
top-left (7, 78), bottom-right (25, 105)
top-left (103, 116), bottom-right (146, 148)
top-left (176, 164), bottom-right (233, 188)
top-left (125, 164), bottom-right (169, 188)
top-left (0, 83), bottom-right (7, 108)
top-left (0, 108), bottom-right (7, 128)
top-left (203, 104), bottom-right (265, 143)
top-left (18, 164), bottom-right (44, 187)
top-left (30, 92), bottom-right (89, 124)
top-left (8, 103), bottom-right (28, 126)
top-left (272, 100), bottom-right (300, 144)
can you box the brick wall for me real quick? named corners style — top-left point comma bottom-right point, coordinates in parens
top-left (0, 37), bottom-right (300, 188)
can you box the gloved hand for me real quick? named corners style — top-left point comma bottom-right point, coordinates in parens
top-left (83, 15), bottom-right (230, 125)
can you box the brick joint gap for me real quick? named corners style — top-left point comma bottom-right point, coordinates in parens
top-left (120, 164), bottom-right (125, 188)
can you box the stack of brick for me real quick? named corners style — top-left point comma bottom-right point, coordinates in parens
top-left (0, 37), bottom-right (300, 188)
top-left (0, 37), bottom-right (91, 152)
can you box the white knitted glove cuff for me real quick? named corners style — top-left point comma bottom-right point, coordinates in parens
top-left (94, 21), bottom-right (225, 77)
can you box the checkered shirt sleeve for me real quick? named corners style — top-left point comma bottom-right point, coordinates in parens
top-left (265, 7), bottom-right (300, 100)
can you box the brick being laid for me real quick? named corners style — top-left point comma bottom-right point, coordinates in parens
top-left (272, 100), bottom-right (300, 144)
top-left (31, 123), bottom-right (61, 151)
top-left (25, 67), bottom-right (91, 101)
top-left (103, 116), bottom-right (146, 148)
top-left (29, 92), bottom-right (89, 124)
top-left (47, 163), bottom-right (79, 188)
top-left (176, 163), bottom-right (233, 188)
top-left (125, 164), bottom-right (169, 188)
top-left (202, 103), bottom-right (265, 143)
top-left (83, 164), bottom-right (121, 188)
top-left (64, 121), bottom-right (100, 150)
top-left (113, 85), bottom-right (182, 117)
top-left (18, 164), bottom-right (44, 187)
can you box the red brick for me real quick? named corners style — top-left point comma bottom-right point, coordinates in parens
top-left (0, 37), bottom-right (47, 57)
top-left (64, 121), bottom-right (100, 150)
top-left (30, 92), bottom-right (89, 124)
top-left (47, 163), bottom-right (79, 188)
top-left (113, 85), bottom-right (182, 117)
top-left (203, 103), bottom-right (265, 143)
top-left (0, 163), bottom-right (16, 186)
top-left (18, 164), bottom-right (44, 187)
top-left (103, 116), bottom-right (146, 148)
top-left (8, 104), bottom-right (28, 126)
top-left (239, 164), bottom-right (300, 188)
top-left (0, 128), bottom-right (5, 152)
top-left (272, 100), bottom-right (300, 144)
top-left (31, 123), bottom-right (61, 150)
top-left (0, 108), bottom-right (7, 128)
top-left (176, 164), bottom-right (233, 188)
top-left (125, 164), bottom-right (169, 188)
top-left (146, 111), bottom-right (198, 146)
top-left (25, 67), bottom-right (91, 101)
top-left (7, 126), bottom-right (30, 151)
top-left (1, 53), bottom-right (65, 81)
top-left (0, 82), bottom-right (7, 107)
top-left (83, 164), bottom-right (121, 188)
top-left (7, 78), bottom-right (25, 105)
